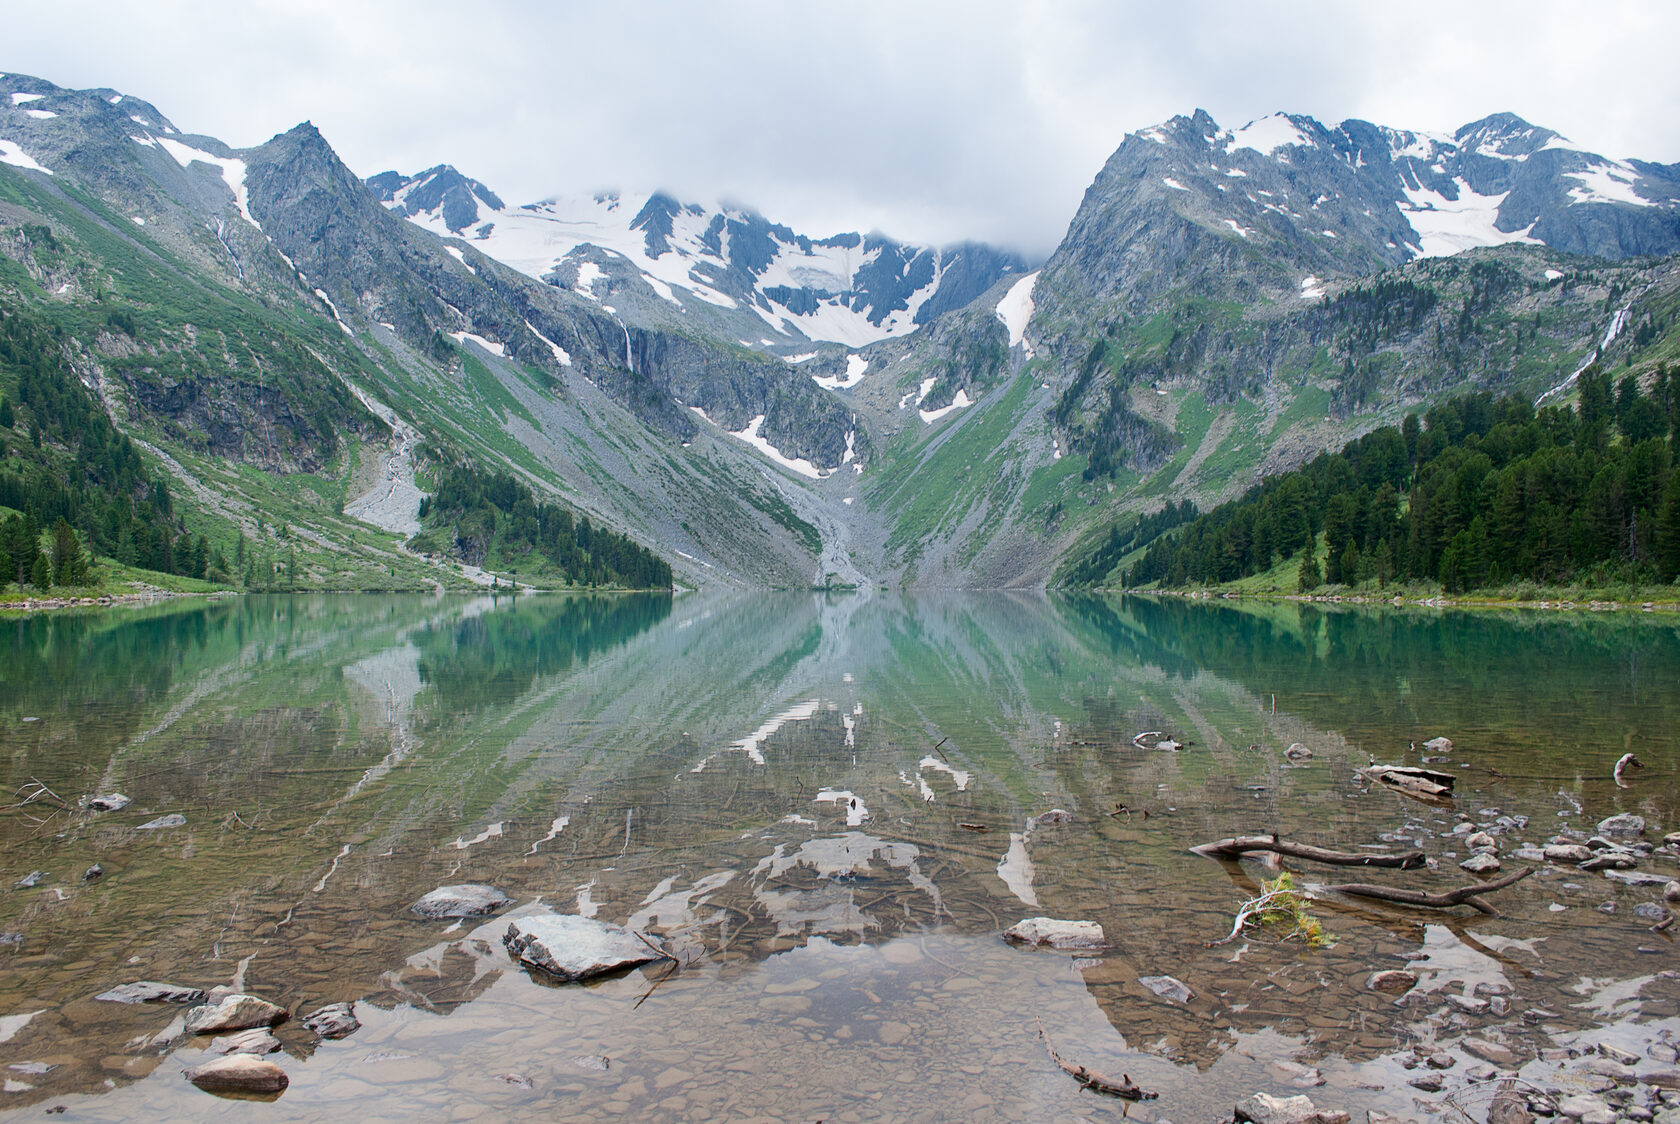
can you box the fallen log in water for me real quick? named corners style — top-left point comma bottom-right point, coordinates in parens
top-left (1191, 835), bottom-right (1426, 870)
top-left (1322, 866), bottom-right (1534, 916)
top-left (1037, 1018), bottom-right (1157, 1100)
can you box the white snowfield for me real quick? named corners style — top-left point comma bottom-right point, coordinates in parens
top-left (1223, 112), bottom-right (1314, 154)
top-left (0, 140), bottom-right (51, 175)
top-left (995, 271), bottom-right (1039, 354)
top-left (1399, 177), bottom-right (1539, 259)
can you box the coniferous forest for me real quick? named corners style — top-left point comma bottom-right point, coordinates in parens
top-left (1117, 366), bottom-right (1680, 593)
top-left (416, 466), bottom-right (673, 590)
top-left (0, 306), bottom-right (216, 591)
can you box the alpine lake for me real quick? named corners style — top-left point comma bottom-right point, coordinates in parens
top-left (1, 591), bottom-right (1678, 1123)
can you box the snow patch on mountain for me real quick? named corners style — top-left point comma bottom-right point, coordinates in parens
top-left (731, 416), bottom-right (825, 479)
top-left (9, 92), bottom-right (43, 105)
top-left (155, 138), bottom-right (259, 230)
top-left (813, 353), bottom-right (870, 391)
top-left (0, 140), bottom-right (51, 175)
top-left (1226, 113), bottom-right (1313, 155)
top-left (919, 389), bottom-right (973, 424)
top-left (1567, 162), bottom-right (1652, 207)
top-left (996, 271), bottom-right (1039, 353)
top-left (1399, 178), bottom-right (1539, 258)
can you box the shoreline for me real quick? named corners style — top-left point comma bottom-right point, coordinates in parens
top-left (1128, 587), bottom-right (1680, 613)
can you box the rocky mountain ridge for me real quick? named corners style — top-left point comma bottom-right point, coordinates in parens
top-left (4, 72), bottom-right (1680, 593)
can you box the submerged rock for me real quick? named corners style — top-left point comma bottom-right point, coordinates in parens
top-left (1460, 853), bottom-right (1502, 874)
top-left (503, 914), bottom-right (668, 982)
top-left (410, 884), bottom-right (512, 920)
top-left (1467, 831), bottom-right (1498, 852)
top-left (1137, 974), bottom-right (1194, 1004)
top-left (14, 871), bottom-right (47, 889)
top-left (1597, 813), bottom-right (1646, 837)
top-left (1365, 969), bottom-right (1417, 994)
top-left (1284, 743), bottom-right (1313, 760)
top-left (184, 993), bottom-right (287, 1035)
top-left (1633, 903), bottom-right (1671, 922)
top-left (96, 981), bottom-right (207, 1005)
top-left (183, 1054), bottom-right (288, 1096)
top-left (1580, 851), bottom-right (1637, 871)
top-left (1463, 1038), bottom-right (1525, 1067)
top-left (1029, 809), bottom-right (1073, 828)
top-left (82, 864), bottom-right (103, 881)
top-left (302, 1002), bottom-right (360, 1040)
top-left (1422, 736), bottom-right (1453, 753)
top-left (1001, 917), bottom-right (1105, 950)
top-left (1233, 1091), bottom-right (1350, 1123)
top-left (1664, 880), bottom-right (1680, 903)
top-left (88, 793), bottom-right (130, 811)
top-left (137, 814), bottom-right (186, 830)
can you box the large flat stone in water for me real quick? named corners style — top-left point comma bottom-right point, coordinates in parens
top-left (410, 884), bottom-right (512, 920)
top-left (503, 914), bottom-right (667, 982)
top-left (1001, 917), bottom-right (1105, 949)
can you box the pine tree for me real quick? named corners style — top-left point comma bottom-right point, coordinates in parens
top-left (1296, 534), bottom-right (1321, 592)
top-left (30, 553), bottom-right (50, 589)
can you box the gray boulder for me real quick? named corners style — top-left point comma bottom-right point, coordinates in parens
top-left (1002, 917), bottom-right (1106, 950)
top-left (1466, 831), bottom-right (1498, 852)
top-left (213, 1028), bottom-right (282, 1055)
top-left (410, 884), bottom-right (512, 920)
top-left (302, 1002), bottom-right (360, 1040)
top-left (183, 1054), bottom-right (288, 1095)
top-left (97, 981), bottom-right (207, 1005)
top-left (185, 993), bottom-right (287, 1035)
top-left (1138, 974), bottom-right (1194, 1004)
top-left (1460, 853), bottom-right (1502, 874)
top-left (503, 914), bottom-right (668, 982)
top-left (1597, 813), bottom-right (1646, 837)
top-left (1544, 843), bottom-right (1593, 864)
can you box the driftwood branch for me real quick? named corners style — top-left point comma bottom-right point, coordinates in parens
top-left (1322, 867), bottom-right (1534, 916)
top-left (1207, 887), bottom-right (1296, 947)
top-left (1037, 1018), bottom-right (1157, 1100)
top-left (1191, 835), bottom-right (1426, 870)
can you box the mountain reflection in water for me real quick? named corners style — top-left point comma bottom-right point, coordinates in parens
top-left (1, 591), bottom-right (1677, 1122)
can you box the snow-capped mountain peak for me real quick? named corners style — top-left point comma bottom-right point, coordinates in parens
top-left (368, 171), bottom-right (1028, 351)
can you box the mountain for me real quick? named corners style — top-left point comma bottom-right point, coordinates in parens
top-left (4, 75), bottom-right (1680, 596)
top-left (850, 110), bottom-right (1680, 586)
top-left (367, 167), bottom-right (1030, 353)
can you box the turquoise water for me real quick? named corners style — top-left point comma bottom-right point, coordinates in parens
top-left (0, 593), bottom-right (1676, 1121)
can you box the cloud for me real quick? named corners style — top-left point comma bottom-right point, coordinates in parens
top-left (7, 0), bottom-right (1680, 257)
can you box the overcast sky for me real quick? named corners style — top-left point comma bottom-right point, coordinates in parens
top-left (8, 1), bottom-right (1679, 257)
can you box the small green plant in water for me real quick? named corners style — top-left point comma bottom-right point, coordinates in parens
top-left (1256, 872), bottom-right (1333, 948)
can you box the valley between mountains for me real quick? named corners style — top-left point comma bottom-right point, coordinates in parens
top-left (3, 73), bottom-right (1679, 595)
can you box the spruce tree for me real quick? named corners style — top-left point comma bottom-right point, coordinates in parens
top-left (1296, 534), bottom-right (1321, 592)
